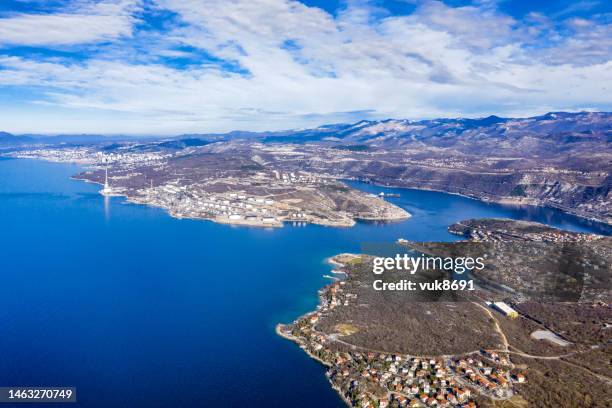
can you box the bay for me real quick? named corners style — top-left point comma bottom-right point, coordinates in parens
top-left (0, 158), bottom-right (608, 407)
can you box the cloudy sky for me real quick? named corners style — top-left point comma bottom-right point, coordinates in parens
top-left (0, 0), bottom-right (610, 134)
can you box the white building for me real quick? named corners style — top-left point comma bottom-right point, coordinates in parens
top-left (490, 301), bottom-right (519, 318)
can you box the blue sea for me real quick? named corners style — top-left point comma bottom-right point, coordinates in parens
top-left (0, 158), bottom-right (609, 407)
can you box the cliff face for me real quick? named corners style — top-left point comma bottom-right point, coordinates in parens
top-left (332, 161), bottom-right (611, 225)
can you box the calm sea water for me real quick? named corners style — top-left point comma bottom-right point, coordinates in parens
top-left (0, 158), bottom-right (609, 408)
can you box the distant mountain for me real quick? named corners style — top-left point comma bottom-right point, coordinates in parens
top-left (0, 131), bottom-right (14, 143)
top-left (4, 111), bottom-right (609, 149)
top-left (156, 138), bottom-right (212, 149)
top-left (0, 132), bottom-right (34, 145)
top-left (253, 111), bottom-right (612, 159)
top-left (193, 110), bottom-right (609, 224)
top-left (5, 111), bottom-right (609, 224)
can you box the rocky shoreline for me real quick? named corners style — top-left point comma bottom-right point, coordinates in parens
top-left (78, 175), bottom-right (411, 228)
top-left (357, 179), bottom-right (612, 227)
top-left (276, 251), bottom-right (532, 407)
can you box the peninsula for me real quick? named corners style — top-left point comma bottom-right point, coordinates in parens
top-left (3, 111), bottom-right (610, 226)
top-left (7, 143), bottom-right (409, 228)
top-left (278, 219), bottom-right (611, 407)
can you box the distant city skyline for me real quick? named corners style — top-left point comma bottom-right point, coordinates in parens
top-left (0, 0), bottom-right (610, 134)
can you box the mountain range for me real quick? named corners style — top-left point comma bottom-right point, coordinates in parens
top-left (2, 111), bottom-right (610, 224)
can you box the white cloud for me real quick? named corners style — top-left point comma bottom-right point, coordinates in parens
top-left (540, 17), bottom-right (612, 66)
top-left (0, 0), bottom-right (610, 134)
top-left (403, 1), bottom-right (520, 50)
top-left (0, 0), bottom-right (141, 45)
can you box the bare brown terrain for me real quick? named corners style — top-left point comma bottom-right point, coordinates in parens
top-left (280, 219), bottom-right (611, 407)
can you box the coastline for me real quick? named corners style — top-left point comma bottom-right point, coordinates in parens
top-left (3, 157), bottom-right (608, 408)
top-left (351, 178), bottom-right (612, 228)
top-left (72, 167), bottom-right (612, 228)
top-left (69, 171), bottom-right (411, 229)
top-left (275, 324), bottom-right (354, 408)
top-left (130, 193), bottom-right (408, 228)
top-left (4, 156), bottom-right (606, 228)
top-left (275, 249), bottom-right (536, 407)
top-left (275, 324), bottom-right (332, 368)
top-left (276, 254), bottom-right (357, 407)
top-left (71, 169), bottom-right (612, 231)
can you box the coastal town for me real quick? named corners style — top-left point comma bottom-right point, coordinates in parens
top-left (0, 0), bottom-right (610, 405)
top-left (448, 219), bottom-right (603, 244)
top-left (97, 166), bottom-right (410, 228)
top-left (10, 147), bottom-right (170, 167)
top-left (278, 254), bottom-right (527, 408)
top-left (7, 145), bottom-right (410, 227)
top-left (127, 170), bottom-right (335, 227)
top-left (3, 131), bottom-right (610, 408)
top-left (279, 219), bottom-right (611, 408)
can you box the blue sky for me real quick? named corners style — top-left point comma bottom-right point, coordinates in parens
top-left (0, 0), bottom-right (610, 134)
